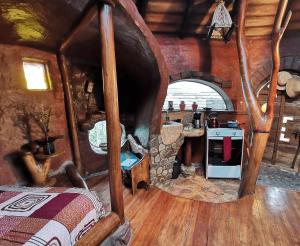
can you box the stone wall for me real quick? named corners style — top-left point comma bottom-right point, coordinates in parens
top-left (149, 134), bottom-right (184, 185)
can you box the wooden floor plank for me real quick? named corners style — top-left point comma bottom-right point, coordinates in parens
top-left (124, 186), bottom-right (300, 246)
top-left (192, 202), bottom-right (211, 245)
top-left (238, 196), bottom-right (255, 245)
top-left (228, 201), bottom-right (241, 246)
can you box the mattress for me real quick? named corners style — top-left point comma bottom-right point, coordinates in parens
top-left (0, 186), bottom-right (105, 246)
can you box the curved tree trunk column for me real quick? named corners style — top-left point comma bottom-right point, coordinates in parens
top-left (236, 0), bottom-right (291, 197)
top-left (99, 2), bottom-right (125, 222)
top-left (239, 133), bottom-right (269, 195)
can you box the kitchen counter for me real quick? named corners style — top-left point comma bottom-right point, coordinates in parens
top-left (182, 128), bottom-right (205, 138)
top-left (182, 127), bottom-right (205, 166)
top-left (161, 121), bottom-right (183, 145)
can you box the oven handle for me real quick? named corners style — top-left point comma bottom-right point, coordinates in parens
top-left (207, 137), bottom-right (243, 140)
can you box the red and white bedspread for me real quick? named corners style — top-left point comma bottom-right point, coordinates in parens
top-left (0, 186), bottom-right (105, 246)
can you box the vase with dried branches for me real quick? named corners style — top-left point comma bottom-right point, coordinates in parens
top-left (31, 105), bottom-right (54, 155)
top-left (32, 105), bottom-right (51, 139)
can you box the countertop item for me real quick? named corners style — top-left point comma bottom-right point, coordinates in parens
top-left (161, 121), bottom-right (183, 145)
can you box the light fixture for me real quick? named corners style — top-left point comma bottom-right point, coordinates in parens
top-left (23, 60), bottom-right (51, 90)
top-left (207, 0), bottom-right (234, 42)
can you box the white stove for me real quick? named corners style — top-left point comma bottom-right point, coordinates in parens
top-left (206, 125), bottom-right (244, 179)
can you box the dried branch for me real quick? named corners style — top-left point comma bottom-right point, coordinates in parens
top-left (31, 104), bottom-right (52, 138)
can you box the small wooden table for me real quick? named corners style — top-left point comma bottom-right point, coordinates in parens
top-left (182, 128), bottom-right (205, 166)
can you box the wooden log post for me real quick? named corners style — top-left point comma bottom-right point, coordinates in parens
top-left (58, 5), bottom-right (100, 176)
top-left (58, 55), bottom-right (83, 175)
top-left (236, 0), bottom-right (291, 197)
top-left (98, 2), bottom-right (125, 222)
top-left (76, 212), bottom-right (121, 246)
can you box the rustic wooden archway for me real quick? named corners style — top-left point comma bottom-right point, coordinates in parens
top-left (57, 0), bottom-right (169, 244)
top-left (169, 70), bottom-right (232, 89)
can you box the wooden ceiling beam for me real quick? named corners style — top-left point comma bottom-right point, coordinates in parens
top-left (145, 13), bottom-right (183, 24)
top-left (136, 0), bottom-right (149, 18)
top-left (60, 4), bottom-right (98, 53)
top-left (248, 0), bottom-right (280, 4)
top-left (245, 26), bottom-right (273, 36)
top-left (179, 0), bottom-right (195, 38)
top-left (147, 1), bottom-right (186, 14)
top-left (147, 23), bottom-right (180, 33)
top-left (246, 3), bottom-right (279, 16)
top-left (245, 16), bottom-right (276, 27)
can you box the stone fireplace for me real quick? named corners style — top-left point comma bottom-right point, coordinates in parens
top-left (149, 122), bottom-right (184, 185)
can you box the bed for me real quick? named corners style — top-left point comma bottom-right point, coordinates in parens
top-left (0, 186), bottom-right (105, 246)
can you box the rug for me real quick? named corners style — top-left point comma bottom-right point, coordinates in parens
top-left (156, 165), bottom-right (240, 203)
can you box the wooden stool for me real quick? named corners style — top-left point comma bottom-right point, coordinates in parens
top-left (22, 151), bottom-right (64, 186)
top-left (122, 153), bottom-right (150, 195)
top-left (291, 131), bottom-right (300, 172)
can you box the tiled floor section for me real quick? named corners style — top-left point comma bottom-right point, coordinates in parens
top-left (258, 163), bottom-right (300, 191)
top-left (155, 163), bottom-right (300, 203)
top-left (156, 168), bottom-right (240, 203)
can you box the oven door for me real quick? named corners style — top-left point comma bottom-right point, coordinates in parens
top-left (207, 138), bottom-right (243, 166)
top-left (206, 136), bottom-right (243, 179)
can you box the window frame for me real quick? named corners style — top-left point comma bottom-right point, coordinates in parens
top-left (22, 57), bottom-right (53, 91)
top-left (163, 79), bottom-right (234, 112)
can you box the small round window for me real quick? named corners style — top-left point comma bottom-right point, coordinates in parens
top-left (88, 121), bottom-right (108, 154)
top-left (88, 121), bottom-right (127, 154)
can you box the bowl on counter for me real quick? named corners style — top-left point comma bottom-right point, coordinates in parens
top-left (227, 120), bottom-right (239, 128)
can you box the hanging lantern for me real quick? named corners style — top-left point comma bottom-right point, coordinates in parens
top-left (208, 0), bottom-right (234, 42)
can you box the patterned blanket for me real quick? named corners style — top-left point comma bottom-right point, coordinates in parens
top-left (0, 186), bottom-right (105, 246)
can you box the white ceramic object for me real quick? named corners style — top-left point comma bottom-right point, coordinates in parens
top-left (286, 75), bottom-right (300, 98)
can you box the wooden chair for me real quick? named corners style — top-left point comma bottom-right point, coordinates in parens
top-left (121, 140), bottom-right (150, 195)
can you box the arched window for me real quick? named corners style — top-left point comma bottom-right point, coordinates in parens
top-left (163, 79), bottom-right (233, 111)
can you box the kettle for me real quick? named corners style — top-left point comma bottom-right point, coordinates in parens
top-left (208, 112), bottom-right (219, 128)
top-left (193, 112), bottom-right (201, 129)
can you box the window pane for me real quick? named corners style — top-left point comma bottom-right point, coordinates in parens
top-left (163, 81), bottom-right (227, 110)
top-left (23, 61), bottom-right (49, 90)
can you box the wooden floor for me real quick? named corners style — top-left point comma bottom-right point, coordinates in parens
top-left (124, 186), bottom-right (300, 246)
